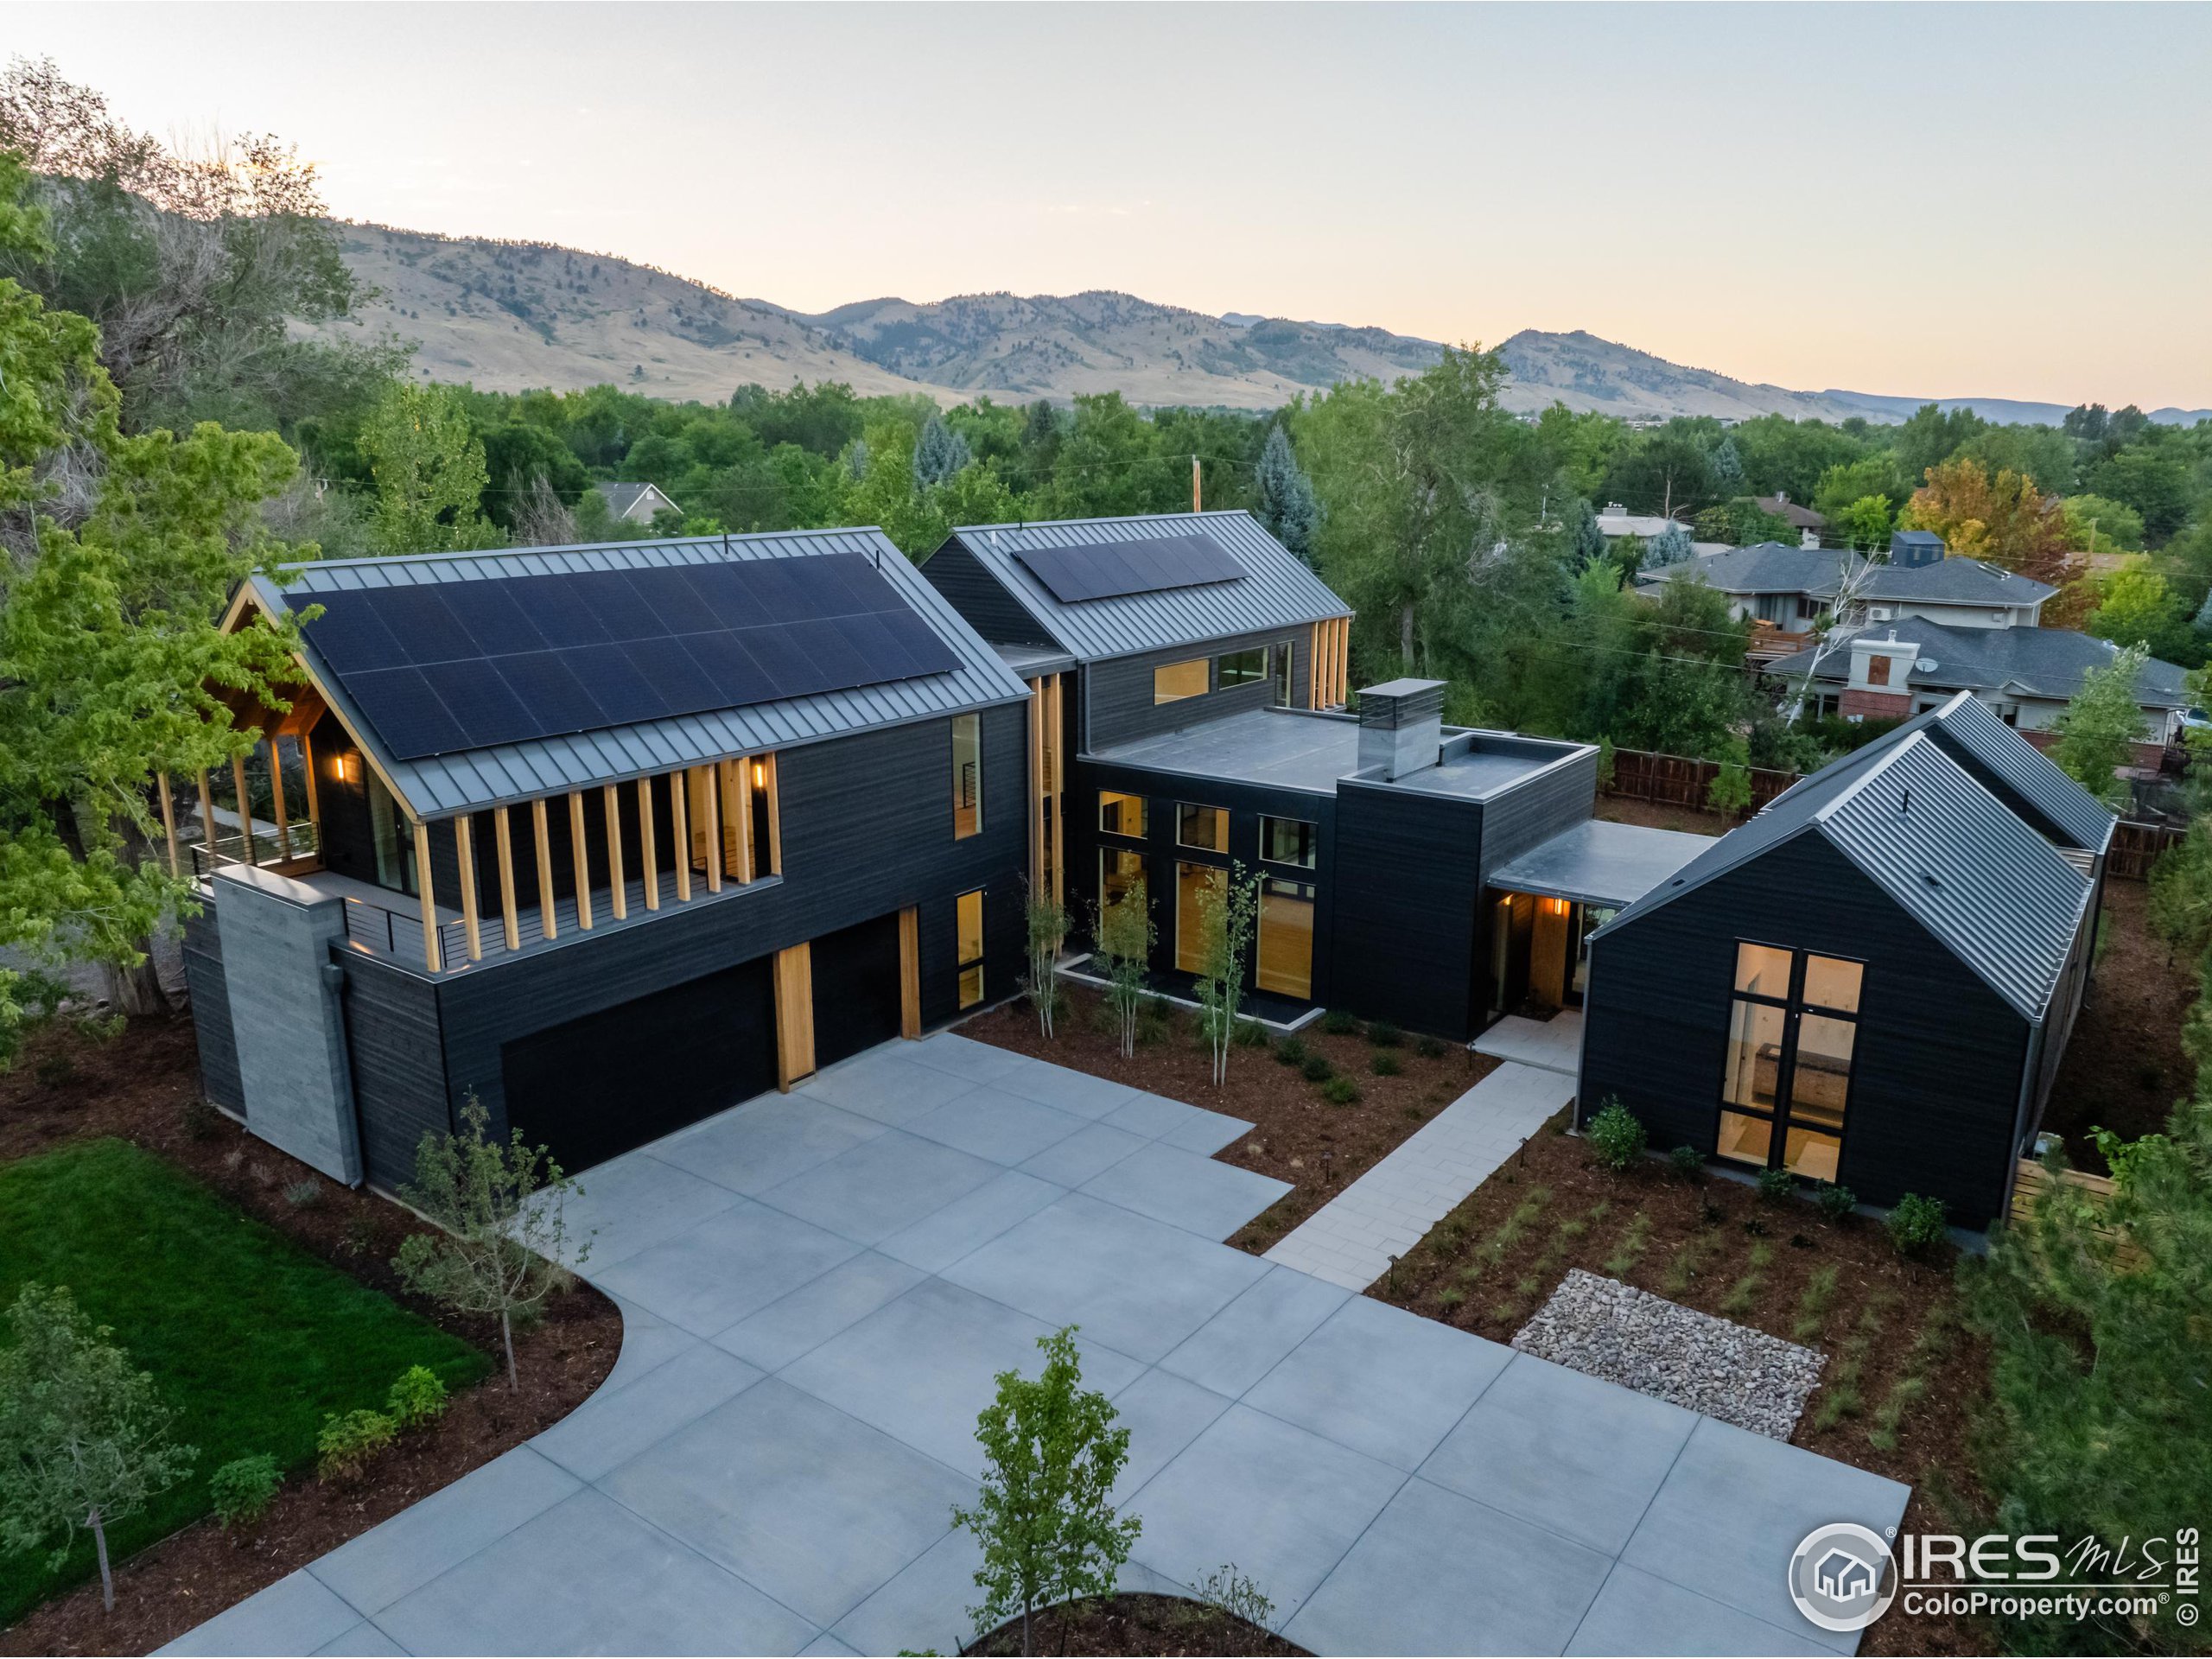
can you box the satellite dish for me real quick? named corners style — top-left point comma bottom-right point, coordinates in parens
top-left (1916, 658), bottom-right (1938, 672)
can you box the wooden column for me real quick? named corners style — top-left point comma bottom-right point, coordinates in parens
top-left (1309, 624), bottom-right (1324, 709)
top-left (762, 755), bottom-right (782, 874)
top-left (569, 791), bottom-right (593, 930)
top-left (669, 770), bottom-right (691, 902)
top-left (603, 785), bottom-right (627, 919)
top-left (156, 774), bottom-right (180, 878)
top-left (899, 906), bottom-right (921, 1039)
top-left (414, 821), bottom-right (442, 973)
top-left (532, 798), bottom-right (557, 942)
top-left (300, 731), bottom-right (321, 830)
top-left (232, 754), bottom-right (256, 865)
top-left (1027, 677), bottom-right (1046, 894)
top-left (639, 777), bottom-right (659, 911)
top-left (454, 815), bottom-right (484, 962)
top-left (196, 771), bottom-right (217, 868)
top-left (493, 806), bottom-right (521, 953)
top-left (701, 765), bottom-right (722, 893)
top-left (267, 739), bottom-right (293, 860)
top-left (772, 941), bottom-right (816, 1090)
top-left (1046, 675), bottom-right (1064, 908)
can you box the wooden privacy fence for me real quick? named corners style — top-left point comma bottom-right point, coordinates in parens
top-left (1600, 747), bottom-right (2184, 881)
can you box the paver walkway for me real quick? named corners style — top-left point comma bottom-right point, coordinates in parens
top-left (163, 1033), bottom-right (1904, 1659)
top-left (1263, 1060), bottom-right (1575, 1290)
top-left (1472, 1009), bottom-right (1585, 1076)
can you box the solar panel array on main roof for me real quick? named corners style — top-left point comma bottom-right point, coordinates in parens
top-left (1012, 531), bottom-right (1246, 604)
top-left (301, 554), bottom-right (962, 760)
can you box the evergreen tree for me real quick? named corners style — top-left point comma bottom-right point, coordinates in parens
top-left (1253, 423), bottom-right (1319, 563)
top-left (1709, 435), bottom-right (1745, 491)
top-left (912, 414), bottom-right (972, 489)
top-left (1646, 520), bottom-right (1694, 567)
top-left (1567, 497), bottom-right (1607, 565)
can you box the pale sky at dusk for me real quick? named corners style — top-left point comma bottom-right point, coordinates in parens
top-left (10, 3), bottom-right (2209, 408)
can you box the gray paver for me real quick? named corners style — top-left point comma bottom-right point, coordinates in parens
top-left (902, 1085), bottom-right (1086, 1166)
top-left (159, 1569), bottom-right (362, 1656)
top-left (372, 1487), bottom-right (816, 1656)
top-left (1421, 1353), bottom-right (1697, 1554)
top-left (1103, 1091), bottom-right (1217, 1140)
top-left (1160, 1107), bottom-right (1255, 1155)
top-left (310, 1621), bottom-right (407, 1656)
top-left (1243, 1294), bottom-right (1511, 1470)
top-left (798, 1052), bottom-right (977, 1124)
top-left (1014, 1119), bottom-right (1149, 1187)
top-left (531, 1343), bottom-right (761, 1482)
top-left (711, 1250), bottom-right (926, 1373)
top-left (1567, 1563), bottom-right (1831, 1656)
top-left (598, 1378), bottom-right (968, 1631)
top-left (1104, 1366), bottom-right (1234, 1504)
top-left (1077, 1141), bottom-right (1290, 1239)
top-left (1286, 1475), bottom-right (1611, 1656)
top-left (992, 1061), bottom-right (1143, 1120)
top-left (652, 1095), bottom-right (886, 1196)
top-left (309, 1446), bottom-right (581, 1613)
top-left (757, 1128), bottom-right (1001, 1244)
top-left (1621, 1416), bottom-right (1910, 1653)
top-left (1158, 1264), bottom-right (1350, 1398)
top-left (549, 1154), bottom-right (741, 1269)
top-left (902, 1031), bottom-right (1030, 1083)
top-left (593, 1197), bottom-right (859, 1337)
top-left (828, 1523), bottom-right (985, 1656)
top-left (877, 1167), bottom-right (1064, 1273)
top-left (588, 1298), bottom-right (695, 1395)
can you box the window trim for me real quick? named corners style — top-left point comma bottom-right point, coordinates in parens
top-left (956, 887), bottom-right (986, 1008)
top-left (1255, 874), bottom-right (1317, 999)
top-left (951, 713), bottom-right (982, 841)
top-left (1258, 814), bottom-right (1318, 870)
top-left (1175, 801), bottom-right (1230, 855)
top-left (1217, 645), bottom-right (1268, 689)
top-left (1097, 789), bottom-right (1147, 840)
top-left (1153, 658), bottom-right (1210, 705)
top-left (1713, 940), bottom-right (1864, 1181)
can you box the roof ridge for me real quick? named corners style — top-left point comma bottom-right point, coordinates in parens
top-left (276, 524), bottom-right (891, 575)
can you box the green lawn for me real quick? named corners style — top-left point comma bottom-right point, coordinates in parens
top-left (0, 1137), bottom-right (488, 1625)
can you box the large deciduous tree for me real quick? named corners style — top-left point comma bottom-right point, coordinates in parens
top-left (1899, 457), bottom-right (2084, 594)
top-left (358, 380), bottom-right (494, 555)
top-left (2050, 644), bottom-right (2149, 806)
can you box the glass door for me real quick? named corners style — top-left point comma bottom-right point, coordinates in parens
top-left (1717, 942), bottom-right (1861, 1181)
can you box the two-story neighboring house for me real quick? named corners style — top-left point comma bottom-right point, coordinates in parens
top-left (1639, 537), bottom-right (2056, 632)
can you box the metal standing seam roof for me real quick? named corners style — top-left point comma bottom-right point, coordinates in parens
top-left (253, 527), bottom-right (1032, 819)
top-left (936, 510), bottom-right (1351, 664)
top-left (1596, 731), bottom-right (2091, 1022)
top-left (1486, 819), bottom-right (1718, 907)
top-left (1768, 620), bottom-right (2191, 708)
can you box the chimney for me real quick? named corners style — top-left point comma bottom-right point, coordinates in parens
top-left (1357, 678), bottom-right (1446, 780)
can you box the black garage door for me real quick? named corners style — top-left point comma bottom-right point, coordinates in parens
top-left (501, 956), bottom-right (776, 1174)
top-left (810, 912), bottom-right (903, 1070)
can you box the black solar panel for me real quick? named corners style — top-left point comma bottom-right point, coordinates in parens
top-left (300, 553), bottom-right (964, 760)
top-left (1012, 531), bottom-right (1245, 604)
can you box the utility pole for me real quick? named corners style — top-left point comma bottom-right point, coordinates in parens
top-left (1192, 454), bottom-right (1201, 514)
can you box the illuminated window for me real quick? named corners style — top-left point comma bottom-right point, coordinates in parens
top-left (1175, 861), bottom-right (1226, 974)
top-left (1718, 943), bottom-right (1861, 1182)
top-left (1256, 877), bottom-right (1315, 998)
top-left (952, 715), bottom-right (982, 840)
top-left (957, 887), bottom-right (985, 1007)
top-left (1260, 816), bottom-right (1316, 868)
top-left (1100, 847), bottom-right (1146, 911)
top-left (1098, 790), bottom-right (1147, 838)
top-left (1153, 658), bottom-right (1209, 704)
top-left (1177, 803), bottom-right (1229, 854)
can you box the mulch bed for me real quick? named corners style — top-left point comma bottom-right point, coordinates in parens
top-left (1367, 1121), bottom-right (1995, 1656)
top-left (2043, 878), bottom-right (2196, 1167)
top-left (967, 1594), bottom-right (1304, 1657)
top-left (0, 1014), bottom-right (620, 1656)
top-left (959, 987), bottom-right (1495, 1255)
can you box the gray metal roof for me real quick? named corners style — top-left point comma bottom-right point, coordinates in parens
top-left (934, 511), bottom-right (1351, 664)
top-left (1646, 543), bottom-right (2053, 607)
top-left (1770, 620), bottom-right (2190, 707)
top-left (254, 528), bottom-right (1031, 819)
top-left (1597, 731), bottom-right (2091, 1021)
top-left (1487, 820), bottom-right (1717, 907)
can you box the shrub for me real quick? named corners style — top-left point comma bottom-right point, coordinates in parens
top-left (1186, 1564), bottom-right (1276, 1634)
top-left (1815, 1182), bottom-right (1858, 1223)
top-left (1585, 1099), bottom-right (1647, 1172)
top-left (1300, 1054), bottom-right (1333, 1083)
top-left (1274, 1035), bottom-right (1307, 1068)
top-left (1366, 1020), bottom-right (1403, 1048)
top-left (316, 1408), bottom-right (396, 1482)
top-left (209, 1454), bottom-right (281, 1528)
top-left (1885, 1193), bottom-right (1948, 1256)
top-left (1320, 1077), bottom-right (1362, 1106)
top-left (1415, 1035), bottom-right (1447, 1060)
top-left (282, 1179), bottom-right (322, 1209)
top-left (34, 1052), bottom-right (78, 1090)
top-left (1369, 1052), bottom-right (1402, 1077)
top-left (1319, 1009), bottom-right (1360, 1035)
top-left (1756, 1166), bottom-right (1796, 1205)
top-left (181, 1097), bottom-right (219, 1141)
top-left (386, 1364), bottom-right (449, 1430)
top-left (1233, 1018), bottom-right (1270, 1049)
top-left (1668, 1145), bottom-right (1704, 1181)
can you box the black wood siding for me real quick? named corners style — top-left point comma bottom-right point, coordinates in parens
top-left (919, 540), bottom-right (1057, 647)
top-left (1331, 780), bottom-right (1487, 1039)
top-left (1084, 628), bottom-right (1311, 750)
top-left (309, 712), bottom-right (381, 888)
top-left (1578, 831), bottom-right (2031, 1227)
top-left (1471, 749), bottom-right (1599, 878)
top-left (181, 906), bottom-right (242, 1110)
top-left (337, 953), bottom-right (451, 1192)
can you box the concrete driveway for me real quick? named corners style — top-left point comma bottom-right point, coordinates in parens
top-left (165, 1033), bottom-right (1905, 1657)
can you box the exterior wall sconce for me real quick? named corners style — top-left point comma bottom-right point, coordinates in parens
top-left (336, 752), bottom-right (362, 786)
top-left (751, 758), bottom-right (767, 790)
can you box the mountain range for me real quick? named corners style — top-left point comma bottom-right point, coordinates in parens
top-left (314, 221), bottom-right (2209, 426)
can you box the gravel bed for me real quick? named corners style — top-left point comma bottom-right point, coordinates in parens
top-left (1511, 1268), bottom-right (1826, 1439)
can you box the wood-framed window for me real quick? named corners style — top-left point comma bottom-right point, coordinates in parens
top-left (1098, 790), bottom-right (1147, 838)
top-left (1154, 658), bottom-right (1209, 704)
top-left (1718, 941), bottom-right (1862, 1184)
top-left (952, 714), bottom-right (982, 840)
top-left (1256, 876), bottom-right (1316, 999)
top-left (1174, 861), bottom-right (1226, 974)
top-left (957, 887), bottom-right (985, 1008)
top-left (1176, 802), bottom-right (1229, 854)
top-left (1217, 646), bottom-right (1268, 688)
top-left (1260, 815), bottom-right (1316, 868)
top-left (1866, 656), bottom-right (1892, 687)
top-left (1270, 644), bottom-right (1293, 708)
top-left (1100, 847), bottom-right (1146, 912)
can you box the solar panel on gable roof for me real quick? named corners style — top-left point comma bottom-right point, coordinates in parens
top-left (419, 657), bottom-right (540, 751)
top-left (300, 599), bottom-right (408, 674)
top-left (620, 638), bottom-right (720, 715)
top-left (492, 652), bottom-right (607, 737)
top-left (359, 585), bottom-right (477, 664)
top-left (1013, 531), bottom-right (1244, 604)
top-left (683, 563), bottom-right (764, 631)
top-left (881, 611), bottom-right (963, 679)
top-left (513, 576), bottom-right (614, 648)
top-left (557, 641), bottom-right (671, 726)
top-left (440, 580), bottom-right (548, 656)
top-left (574, 570), bottom-right (664, 642)
top-left (626, 566), bottom-right (715, 635)
top-left (728, 625), bottom-right (824, 702)
top-left (782, 617), bottom-right (874, 691)
top-left (734, 558), bottom-right (825, 625)
top-left (835, 610), bottom-right (918, 679)
top-left (340, 666), bottom-right (472, 760)
top-left (681, 630), bottom-right (778, 709)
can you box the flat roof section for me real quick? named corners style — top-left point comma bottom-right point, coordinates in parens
top-left (1487, 819), bottom-right (1718, 907)
top-left (1090, 708), bottom-right (1363, 794)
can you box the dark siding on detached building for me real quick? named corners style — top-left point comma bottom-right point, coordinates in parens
top-left (1474, 750), bottom-right (1600, 876)
top-left (340, 957), bottom-right (449, 1191)
top-left (181, 907), bottom-right (241, 1110)
top-left (1085, 629), bottom-right (1312, 750)
top-left (920, 540), bottom-right (1057, 648)
top-left (1331, 781), bottom-right (1487, 1039)
top-left (1580, 832), bottom-right (2029, 1227)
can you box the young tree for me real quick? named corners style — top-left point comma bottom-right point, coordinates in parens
top-left (1024, 882), bottom-right (1070, 1039)
top-left (393, 1097), bottom-right (588, 1389)
top-left (1253, 423), bottom-right (1318, 564)
top-left (2050, 645), bottom-right (2149, 807)
top-left (912, 413), bottom-right (972, 489)
top-left (1090, 879), bottom-right (1154, 1059)
top-left (1785, 546), bottom-right (1888, 725)
top-left (1644, 520), bottom-right (1694, 567)
top-left (1193, 864), bottom-right (1258, 1087)
top-left (0, 1284), bottom-right (196, 1612)
top-left (359, 380), bottom-right (494, 555)
top-left (951, 1326), bottom-right (1139, 1658)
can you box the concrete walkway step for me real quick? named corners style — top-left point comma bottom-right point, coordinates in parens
top-left (1262, 1061), bottom-right (1576, 1291)
top-left (1471, 1010), bottom-right (1583, 1076)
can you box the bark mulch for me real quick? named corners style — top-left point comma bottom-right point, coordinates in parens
top-left (1368, 1119), bottom-right (1993, 1656)
top-left (967, 1594), bottom-right (1305, 1657)
top-left (0, 1014), bottom-right (620, 1657)
top-left (959, 988), bottom-right (1495, 1257)
top-left (2043, 877), bottom-right (2197, 1168)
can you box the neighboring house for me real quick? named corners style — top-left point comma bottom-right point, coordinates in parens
top-left (1595, 503), bottom-right (1687, 543)
top-left (593, 480), bottom-right (682, 525)
top-left (1754, 492), bottom-right (1827, 538)
top-left (181, 527), bottom-right (1033, 1189)
top-left (1770, 621), bottom-right (2192, 742)
top-left (1578, 693), bottom-right (2112, 1228)
top-left (1640, 537), bottom-right (2056, 632)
